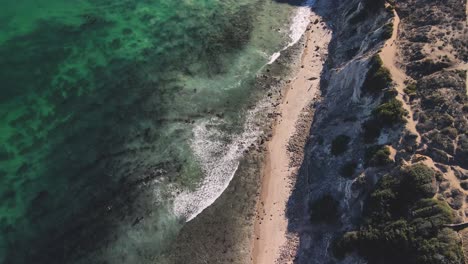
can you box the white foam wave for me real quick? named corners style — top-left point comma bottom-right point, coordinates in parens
top-left (173, 100), bottom-right (269, 221)
top-left (267, 0), bottom-right (316, 65)
top-left (268, 52), bottom-right (281, 65)
top-left (288, 0), bottom-right (316, 48)
top-left (173, 0), bottom-right (317, 222)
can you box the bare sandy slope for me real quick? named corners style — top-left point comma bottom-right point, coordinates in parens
top-left (251, 12), bottom-right (331, 264)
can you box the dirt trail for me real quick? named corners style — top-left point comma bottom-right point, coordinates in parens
top-left (380, 9), bottom-right (468, 252)
top-left (410, 155), bottom-right (468, 224)
top-left (252, 13), bottom-right (331, 264)
top-left (379, 11), bottom-right (421, 145)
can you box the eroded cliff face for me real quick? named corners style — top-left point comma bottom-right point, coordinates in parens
top-left (294, 0), bottom-right (467, 263)
top-left (292, 0), bottom-right (395, 262)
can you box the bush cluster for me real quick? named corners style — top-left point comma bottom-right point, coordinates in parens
top-left (364, 145), bottom-right (392, 167)
top-left (382, 87), bottom-right (398, 101)
top-left (372, 98), bottom-right (408, 125)
top-left (400, 164), bottom-right (437, 200)
top-left (362, 55), bottom-right (392, 94)
top-left (333, 164), bottom-right (463, 264)
top-left (381, 23), bottom-right (393, 40)
top-left (404, 82), bottom-right (417, 96)
top-left (360, 56), bottom-right (407, 143)
top-left (362, 99), bottom-right (408, 143)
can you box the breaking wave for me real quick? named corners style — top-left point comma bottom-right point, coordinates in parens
top-left (267, 0), bottom-right (316, 64)
top-left (174, 100), bottom-right (270, 221)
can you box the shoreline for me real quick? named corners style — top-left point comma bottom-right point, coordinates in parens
top-left (156, 5), bottom-right (332, 264)
top-left (156, 20), bottom-right (307, 264)
top-left (252, 9), bottom-right (331, 264)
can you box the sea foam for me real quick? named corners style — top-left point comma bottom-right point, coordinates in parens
top-left (173, 100), bottom-right (269, 221)
top-left (174, 0), bottom-right (316, 222)
top-left (267, 0), bottom-right (315, 64)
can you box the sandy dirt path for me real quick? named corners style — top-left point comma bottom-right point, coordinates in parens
top-left (380, 11), bottom-right (421, 145)
top-left (251, 12), bottom-right (331, 264)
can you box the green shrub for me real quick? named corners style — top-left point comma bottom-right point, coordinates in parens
top-left (331, 135), bottom-right (351, 156)
top-left (411, 199), bottom-right (453, 223)
top-left (364, 174), bottom-right (401, 221)
top-left (340, 161), bottom-right (358, 178)
top-left (361, 66), bottom-right (405, 142)
top-left (382, 88), bottom-right (398, 102)
top-left (362, 55), bottom-right (392, 93)
top-left (333, 164), bottom-right (462, 264)
top-left (400, 164), bottom-right (437, 200)
top-left (386, 4), bottom-right (395, 13)
top-left (404, 82), bottom-right (417, 95)
top-left (362, 99), bottom-right (408, 143)
top-left (364, 145), bottom-right (392, 167)
top-left (381, 23), bottom-right (393, 39)
top-left (310, 195), bottom-right (339, 224)
top-left (372, 98), bottom-right (408, 125)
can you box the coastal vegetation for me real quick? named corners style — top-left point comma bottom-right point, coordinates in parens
top-left (381, 23), bottom-right (393, 40)
top-left (372, 98), bottom-right (408, 125)
top-left (364, 145), bottom-right (392, 167)
top-left (334, 164), bottom-right (463, 263)
top-left (404, 82), bottom-right (417, 96)
top-left (362, 98), bottom-right (407, 143)
top-left (297, 0), bottom-right (466, 262)
top-left (362, 55), bottom-right (392, 94)
top-left (385, 4), bottom-right (395, 13)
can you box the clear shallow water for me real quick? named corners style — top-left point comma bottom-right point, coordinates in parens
top-left (0, 0), bottom-right (302, 263)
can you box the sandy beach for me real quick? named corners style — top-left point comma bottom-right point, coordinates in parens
top-left (252, 10), bottom-right (331, 264)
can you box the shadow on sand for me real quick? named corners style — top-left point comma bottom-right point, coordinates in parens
top-left (272, 0), bottom-right (339, 262)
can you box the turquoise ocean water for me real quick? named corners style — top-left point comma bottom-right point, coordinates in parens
top-left (0, 0), bottom-right (306, 262)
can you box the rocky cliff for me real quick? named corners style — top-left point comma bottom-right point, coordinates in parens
top-left (293, 0), bottom-right (467, 263)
